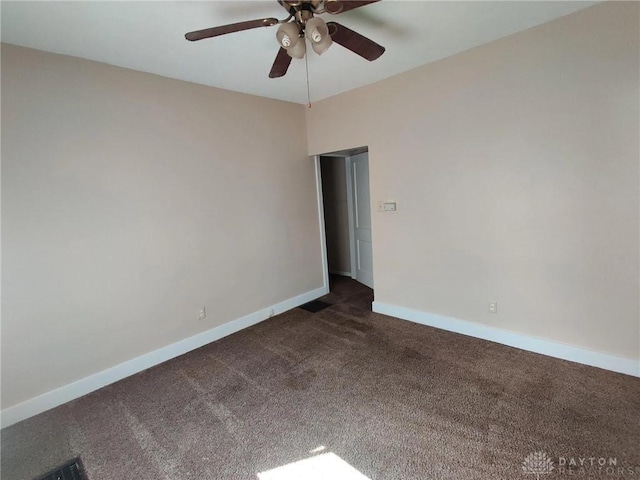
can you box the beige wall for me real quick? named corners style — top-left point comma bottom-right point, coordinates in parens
top-left (2, 1), bottom-right (639, 412)
top-left (1, 44), bottom-right (323, 408)
top-left (307, 2), bottom-right (640, 360)
top-left (321, 156), bottom-right (351, 275)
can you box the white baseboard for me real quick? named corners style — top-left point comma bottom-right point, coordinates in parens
top-left (372, 301), bottom-right (640, 378)
top-left (1, 286), bottom-right (329, 429)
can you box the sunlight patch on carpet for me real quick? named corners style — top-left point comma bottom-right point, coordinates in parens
top-left (257, 452), bottom-right (371, 480)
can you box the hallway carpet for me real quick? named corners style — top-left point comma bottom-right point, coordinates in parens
top-left (2, 276), bottom-right (639, 479)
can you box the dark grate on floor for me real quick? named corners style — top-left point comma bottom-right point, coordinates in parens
top-left (34, 457), bottom-right (87, 480)
top-left (298, 300), bottom-right (332, 313)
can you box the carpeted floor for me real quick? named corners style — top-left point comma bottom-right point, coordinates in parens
top-left (2, 275), bottom-right (639, 480)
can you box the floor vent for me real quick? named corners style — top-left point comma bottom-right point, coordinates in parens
top-left (34, 457), bottom-right (87, 480)
top-left (299, 300), bottom-right (332, 313)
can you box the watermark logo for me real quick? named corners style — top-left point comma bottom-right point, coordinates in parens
top-left (521, 453), bottom-right (640, 477)
top-left (523, 451), bottom-right (555, 479)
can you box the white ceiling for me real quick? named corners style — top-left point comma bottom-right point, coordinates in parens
top-left (1, 1), bottom-right (598, 104)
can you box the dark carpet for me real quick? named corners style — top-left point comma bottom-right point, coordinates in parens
top-left (2, 275), bottom-right (639, 479)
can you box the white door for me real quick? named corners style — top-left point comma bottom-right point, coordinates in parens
top-left (351, 153), bottom-right (374, 288)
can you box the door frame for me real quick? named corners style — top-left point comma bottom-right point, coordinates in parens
top-left (313, 155), bottom-right (330, 294)
top-left (314, 147), bottom-right (371, 289)
top-left (344, 156), bottom-right (357, 280)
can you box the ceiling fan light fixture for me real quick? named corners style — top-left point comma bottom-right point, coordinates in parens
top-left (286, 39), bottom-right (307, 59)
top-left (311, 34), bottom-right (332, 55)
top-left (304, 17), bottom-right (332, 55)
top-left (305, 17), bottom-right (329, 43)
top-left (276, 22), bottom-right (301, 49)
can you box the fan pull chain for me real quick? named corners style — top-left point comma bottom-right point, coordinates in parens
top-left (305, 49), bottom-right (312, 108)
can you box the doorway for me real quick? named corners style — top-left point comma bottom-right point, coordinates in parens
top-left (317, 147), bottom-right (374, 291)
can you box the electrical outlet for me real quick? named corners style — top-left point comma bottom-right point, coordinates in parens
top-left (488, 302), bottom-right (498, 314)
top-left (198, 307), bottom-right (206, 320)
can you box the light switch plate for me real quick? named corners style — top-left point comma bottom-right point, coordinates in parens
top-left (378, 200), bottom-right (397, 212)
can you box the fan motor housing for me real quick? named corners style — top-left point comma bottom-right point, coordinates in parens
top-left (279, 1), bottom-right (323, 13)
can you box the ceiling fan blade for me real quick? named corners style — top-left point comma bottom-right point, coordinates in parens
top-left (326, 22), bottom-right (385, 61)
top-left (269, 48), bottom-right (293, 78)
top-left (324, 0), bottom-right (381, 15)
top-left (185, 18), bottom-right (279, 41)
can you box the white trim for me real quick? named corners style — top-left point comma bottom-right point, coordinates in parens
top-left (314, 155), bottom-right (330, 294)
top-left (1, 286), bottom-right (328, 429)
top-left (372, 301), bottom-right (640, 378)
top-left (344, 156), bottom-right (357, 280)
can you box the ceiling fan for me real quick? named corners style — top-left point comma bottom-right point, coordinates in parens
top-left (185, 1), bottom-right (385, 78)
